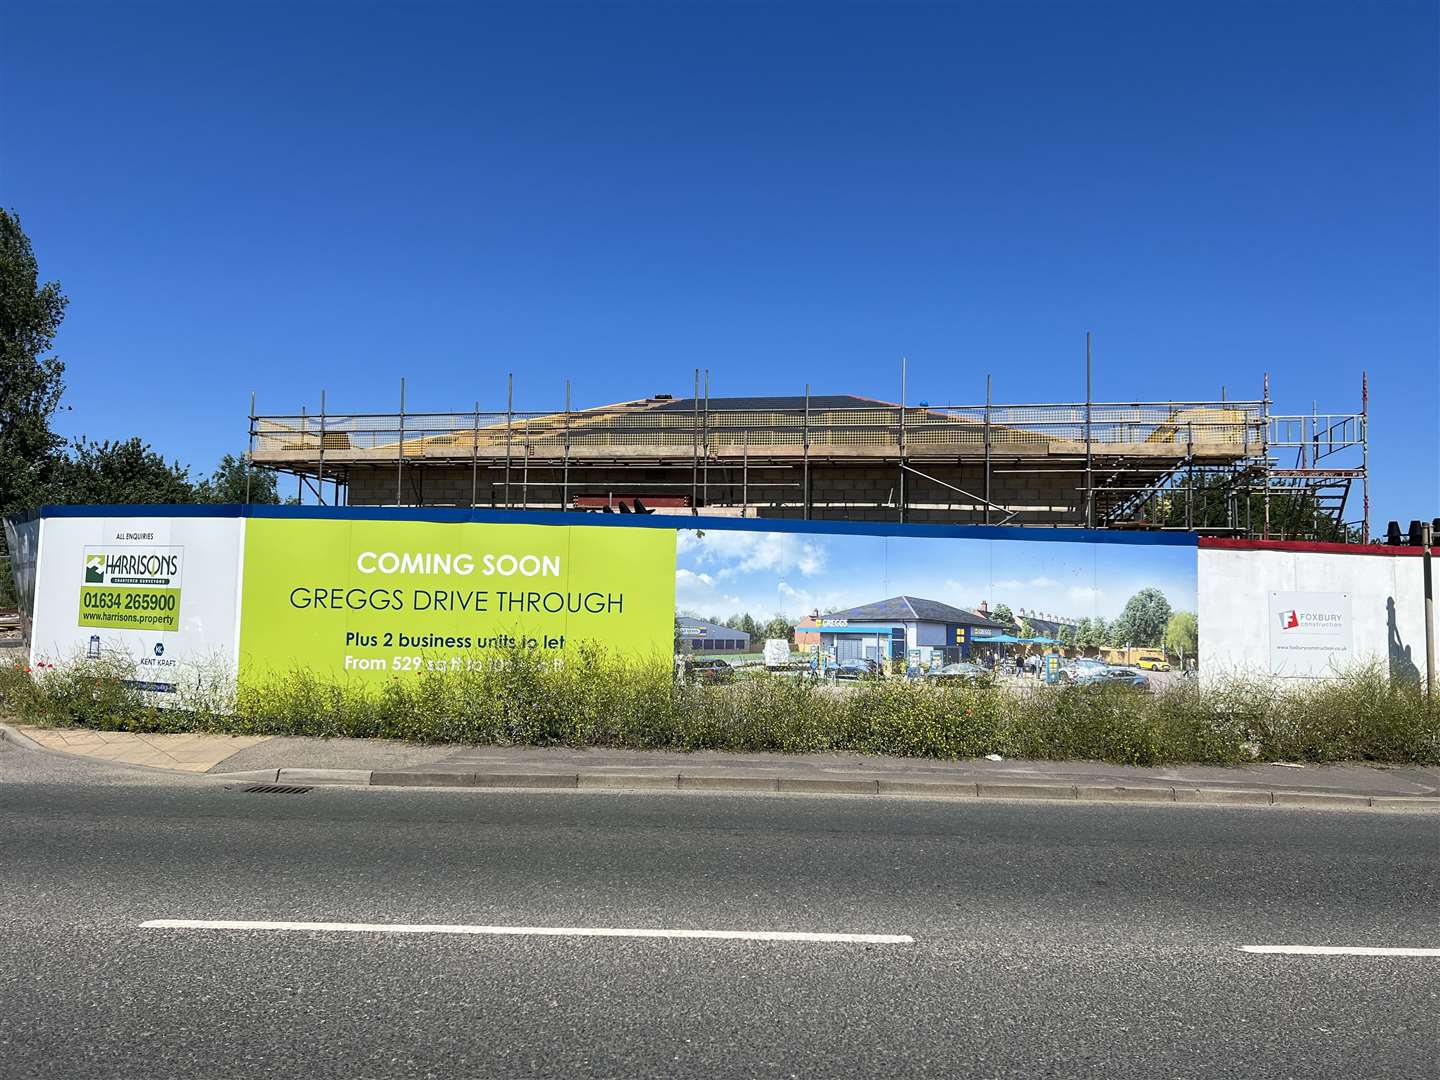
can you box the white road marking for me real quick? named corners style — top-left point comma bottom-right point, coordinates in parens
top-left (140, 919), bottom-right (914, 944)
top-left (1242, 945), bottom-right (1440, 957)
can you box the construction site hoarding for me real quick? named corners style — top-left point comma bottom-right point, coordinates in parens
top-left (12, 506), bottom-right (1427, 694)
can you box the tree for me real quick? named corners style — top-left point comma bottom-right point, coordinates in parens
top-left (1112, 587), bottom-right (1172, 647)
top-left (1058, 623), bottom-right (1077, 648)
top-left (0, 209), bottom-right (68, 515)
top-left (46, 438), bottom-right (196, 505)
top-left (990, 603), bottom-right (1017, 629)
top-left (739, 613), bottom-right (759, 639)
top-left (1150, 473), bottom-right (1351, 543)
top-left (194, 454), bottom-right (283, 504)
top-left (1164, 611), bottom-right (1199, 665)
top-left (1078, 616), bottom-right (1109, 650)
top-left (761, 614), bottom-right (793, 644)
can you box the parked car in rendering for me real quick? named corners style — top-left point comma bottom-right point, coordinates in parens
top-left (832, 658), bottom-right (883, 681)
top-left (1136, 654), bottom-right (1170, 671)
top-left (1071, 665), bottom-right (1151, 690)
top-left (1059, 657), bottom-right (1108, 683)
top-left (924, 662), bottom-right (991, 684)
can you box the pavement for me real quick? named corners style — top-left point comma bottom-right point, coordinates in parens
top-left (12, 725), bottom-right (271, 772)
top-left (0, 739), bottom-right (1436, 1079)
top-left (4, 721), bottom-right (1438, 810)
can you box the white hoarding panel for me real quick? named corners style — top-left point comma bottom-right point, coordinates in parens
top-left (29, 515), bottom-right (244, 693)
top-left (1267, 591), bottom-right (1352, 676)
top-left (1199, 546), bottom-right (1426, 681)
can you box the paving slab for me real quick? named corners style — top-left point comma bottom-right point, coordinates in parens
top-left (15, 725), bottom-right (270, 774)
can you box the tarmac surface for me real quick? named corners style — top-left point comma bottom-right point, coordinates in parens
top-left (1, 738), bottom-right (1436, 1078)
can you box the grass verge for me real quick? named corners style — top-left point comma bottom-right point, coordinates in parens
top-left (3, 647), bottom-right (1436, 766)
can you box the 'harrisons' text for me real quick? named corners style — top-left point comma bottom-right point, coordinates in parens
top-left (355, 551), bottom-right (560, 577)
top-left (288, 587), bottom-right (622, 614)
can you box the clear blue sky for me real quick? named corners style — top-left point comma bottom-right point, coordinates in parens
top-left (3, 1), bottom-right (1435, 527)
top-left (676, 529), bottom-right (1195, 622)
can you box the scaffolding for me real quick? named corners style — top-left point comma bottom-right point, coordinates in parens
top-left (246, 373), bottom-right (1370, 541)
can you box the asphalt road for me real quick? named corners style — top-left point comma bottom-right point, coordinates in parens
top-left (2, 741), bottom-right (1437, 1079)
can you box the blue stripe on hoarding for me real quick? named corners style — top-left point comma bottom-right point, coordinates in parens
top-left (34, 503), bottom-right (1198, 548)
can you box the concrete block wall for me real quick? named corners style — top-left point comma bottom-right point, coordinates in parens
top-left (342, 461), bottom-right (1085, 525)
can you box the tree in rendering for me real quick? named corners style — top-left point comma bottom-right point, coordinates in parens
top-left (990, 603), bottom-right (1017, 629)
top-left (762, 615), bottom-right (793, 644)
top-left (1112, 588), bottom-right (1173, 647)
top-left (1164, 610), bottom-right (1199, 665)
top-left (1079, 616), bottom-right (1109, 650)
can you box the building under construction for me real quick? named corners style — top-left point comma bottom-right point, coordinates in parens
top-left (248, 375), bottom-right (1370, 541)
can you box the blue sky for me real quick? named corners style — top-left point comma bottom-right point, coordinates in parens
top-left (676, 529), bottom-right (1197, 622)
top-left (3, 2), bottom-right (1435, 527)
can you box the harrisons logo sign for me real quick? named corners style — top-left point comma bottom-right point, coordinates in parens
top-left (83, 550), bottom-right (182, 586)
top-left (78, 546), bottom-right (184, 633)
top-left (1267, 591), bottom-right (1352, 677)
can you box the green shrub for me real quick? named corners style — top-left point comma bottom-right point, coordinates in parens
top-left (3, 648), bottom-right (1436, 766)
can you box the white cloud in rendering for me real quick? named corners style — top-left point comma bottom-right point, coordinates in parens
top-left (994, 576), bottom-right (1059, 590)
top-left (675, 567), bottom-right (743, 614)
top-left (678, 530), bottom-right (827, 578)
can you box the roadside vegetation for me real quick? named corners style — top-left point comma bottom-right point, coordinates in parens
top-left (3, 646), bottom-right (1436, 766)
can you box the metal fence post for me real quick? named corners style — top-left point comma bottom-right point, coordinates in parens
top-left (245, 391), bottom-right (256, 504)
top-left (317, 389), bottom-right (327, 505)
top-left (298, 405), bottom-right (306, 505)
top-left (396, 378), bottom-right (406, 507)
top-left (742, 430), bottom-right (749, 513)
top-left (504, 374), bottom-right (513, 509)
top-left (1084, 333), bottom-right (1093, 529)
top-left (898, 356), bottom-right (907, 524)
top-left (691, 369), bottom-right (700, 512)
top-left (803, 384), bottom-right (810, 520)
top-left (1424, 521), bottom-right (1435, 701)
top-left (563, 379), bottom-right (571, 512)
top-left (984, 375), bottom-right (992, 526)
top-left (470, 400), bottom-right (480, 507)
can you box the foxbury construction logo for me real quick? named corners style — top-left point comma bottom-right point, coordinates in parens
top-left (1276, 605), bottom-right (1345, 633)
top-left (1267, 592), bottom-right (1352, 676)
